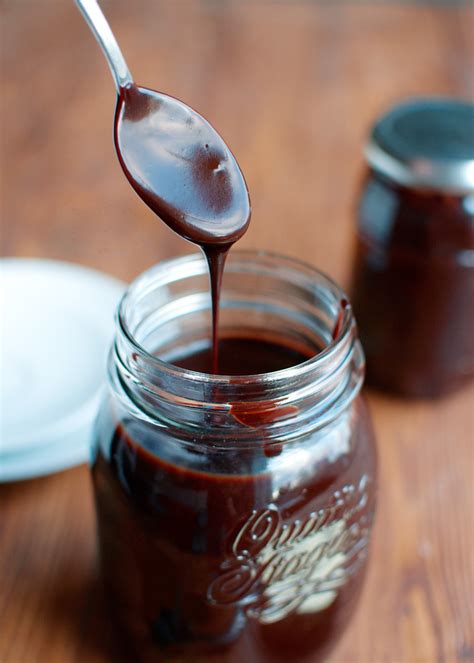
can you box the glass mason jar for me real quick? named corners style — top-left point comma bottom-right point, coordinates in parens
top-left (91, 251), bottom-right (377, 663)
top-left (351, 98), bottom-right (474, 398)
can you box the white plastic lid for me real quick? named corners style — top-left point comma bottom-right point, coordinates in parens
top-left (0, 258), bottom-right (125, 481)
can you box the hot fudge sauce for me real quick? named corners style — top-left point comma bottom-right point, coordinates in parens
top-left (92, 252), bottom-right (377, 663)
top-left (351, 99), bottom-right (474, 397)
top-left (94, 402), bottom-right (374, 663)
top-left (172, 337), bottom-right (312, 375)
top-left (91, 76), bottom-right (379, 663)
top-left (77, 3), bottom-right (377, 660)
top-left (114, 83), bottom-right (250, 371)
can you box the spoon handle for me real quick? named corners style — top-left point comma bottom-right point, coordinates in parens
top-left (75, 0), bottom-right (133, 91)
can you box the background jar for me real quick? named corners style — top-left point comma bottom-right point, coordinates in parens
top-left (351, 98), bottom-right (474, 398)
top-left (92, 250), bottom-right (377, 663)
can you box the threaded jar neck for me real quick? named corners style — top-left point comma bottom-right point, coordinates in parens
top-left (110, 251), bottom-right (364, 445)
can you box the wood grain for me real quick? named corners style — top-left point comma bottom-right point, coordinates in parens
top-left (1, 2), bottom-right (473, 662)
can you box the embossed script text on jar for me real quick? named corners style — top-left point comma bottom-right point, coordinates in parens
top-left (207, 476), bottom-right (373, 623)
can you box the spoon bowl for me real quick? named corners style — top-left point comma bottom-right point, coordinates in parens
top-left (115, 84), bottom-right (250, 246)
top-left (75, 0), bottom-right (250, 248)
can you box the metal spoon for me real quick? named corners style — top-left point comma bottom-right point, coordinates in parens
top-left (74, 0), bottom-right (250, 247)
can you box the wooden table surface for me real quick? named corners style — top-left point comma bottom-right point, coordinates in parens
top-left (1, 1), bottom-right (473, 662)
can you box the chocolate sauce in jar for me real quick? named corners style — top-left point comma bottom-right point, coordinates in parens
top-left (78, 6), bottom-right (377, 661)
top-left (351, 98), bottom-right (474, 397)
top-left (172, 337), bottom-right (312, 375)
top-left (93, 335), bottom-right (376, 663)
top-left (91, 251), bottom-right (377, 663)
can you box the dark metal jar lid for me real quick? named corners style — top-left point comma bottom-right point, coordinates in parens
top-left (365, 97), bottom-right (474, 193)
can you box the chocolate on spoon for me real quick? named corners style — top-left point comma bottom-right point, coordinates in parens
top-left (75, 0), bottom-right (251, 372)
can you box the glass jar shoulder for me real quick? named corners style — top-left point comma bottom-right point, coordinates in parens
top-left (91, 388), bottom-right (376, 519)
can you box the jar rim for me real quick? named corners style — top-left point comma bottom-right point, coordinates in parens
top-left (117, 249), bottom-right (354, 387)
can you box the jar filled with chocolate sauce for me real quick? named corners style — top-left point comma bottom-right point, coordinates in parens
top-left (92, 251), bottom-right (377, 662)
top-left (351, 98), bottom-right (474, 397)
